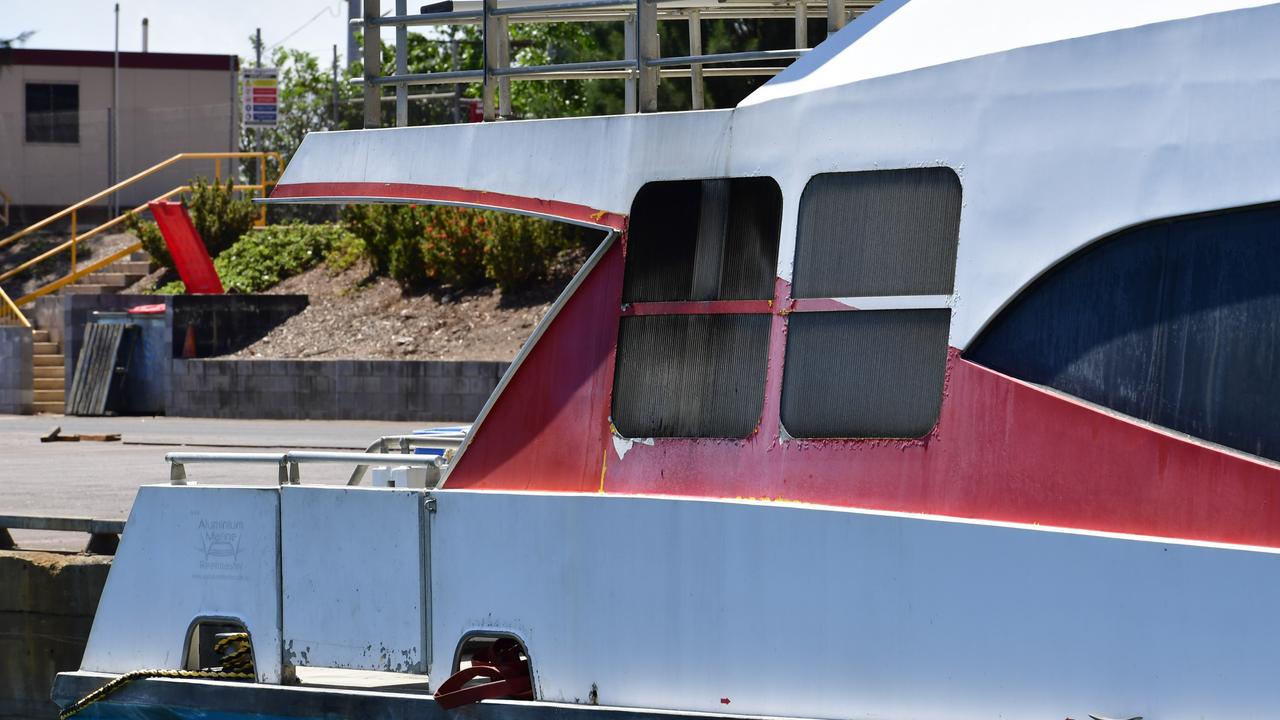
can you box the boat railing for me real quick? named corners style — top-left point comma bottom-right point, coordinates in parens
top-left (350, 0), bottom-right (880, 123)
top-left (165, 449), bottom-right (450, 487)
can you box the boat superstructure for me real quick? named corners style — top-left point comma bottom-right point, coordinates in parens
top-left (56, 2), bottom-right (1280, 719)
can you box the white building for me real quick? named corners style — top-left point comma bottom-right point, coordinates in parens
top-left (0, 49), bottom-right (239, 222)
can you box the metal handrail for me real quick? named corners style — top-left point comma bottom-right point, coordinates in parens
top-left (347, 433), bottom-right (467, 485)
top-left (0, 187), bottom-right (10, 228)
top-left (0, 286), bottom-right (31, 328)
top-left (166, 450), bottom-right (449, 487)
top-left (353, 0), bottom-right (879, 122)
top-left (0, 152), bottom-right (282, 308)
top-left (645, 48), bottom-right (808, 67)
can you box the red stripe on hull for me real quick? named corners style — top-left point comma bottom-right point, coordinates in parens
top-left (621, 300), bottom-right (773, 316)
top-left (447, 246), bottom-right (1280, 548)
top-left (270, 182), bottom-right (627, 231)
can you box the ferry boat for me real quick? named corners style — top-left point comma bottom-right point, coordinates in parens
top-left (54, 1), bottom-right (1280, 719)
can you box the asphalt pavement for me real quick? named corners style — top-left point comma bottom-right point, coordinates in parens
top-left (0, 414), bottom-right (459, 550)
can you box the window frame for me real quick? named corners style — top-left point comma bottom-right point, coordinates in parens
top-left (778, 167), bottom-right (962, 441)
top-left (611, 176), bottom-right (783, 440)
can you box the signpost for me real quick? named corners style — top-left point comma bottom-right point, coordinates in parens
top-left (241, 67), bottom-right (278, 128)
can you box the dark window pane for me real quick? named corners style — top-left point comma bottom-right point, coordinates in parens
top-left (612, 314), bottom-right (772, 438)
top-left (623, 177), bottom-right (781, 302)
top-left (623, 181), bottom-right (701, 302)
top-left (793, 168), bottom-right (961, 298)
top-left (966, 202), bottom-right (1280, 462)
top-left (781, 310), bottom-right (950, 438)
top-left (25, 83), bottom-right (78, 144)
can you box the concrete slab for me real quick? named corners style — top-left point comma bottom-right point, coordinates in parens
top-left (0, 414), bottom-right (462, 551)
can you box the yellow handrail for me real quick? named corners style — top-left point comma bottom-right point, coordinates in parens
top-left (0, 188), bottom-right (10, 228)
top-left (0, 285), bottom-right (31, 328)
top-left (0, 152), bottom-right (282, 308)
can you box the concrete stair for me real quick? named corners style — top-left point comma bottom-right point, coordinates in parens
top-left (30, 328), bottom-right (64, 414)
top-left (59, 252), bottom-right (152, 297)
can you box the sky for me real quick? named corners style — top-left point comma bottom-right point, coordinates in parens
top-left (0, 1), bottom-right (405, 67)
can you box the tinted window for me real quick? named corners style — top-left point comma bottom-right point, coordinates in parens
top-left (613, 314), bottom-right (771, 438)
top-left (967, 202), bottom-right (1280, 461)
top-left (793, 168), bottom-right (961, 298)
top-left (623, 177), bottom-right (782, 302)
top-left (781, 168), bottom-right (961, 438)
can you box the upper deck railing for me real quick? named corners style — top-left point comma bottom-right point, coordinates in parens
top-left (351, 0), bottom-right (880, 124)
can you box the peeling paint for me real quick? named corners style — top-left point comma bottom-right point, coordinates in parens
top-left (612, 434), bottom-right (653, 461)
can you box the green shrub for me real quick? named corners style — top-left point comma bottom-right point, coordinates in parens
top-left (187, 177), bottom-right (257, 257)
top-left (420, 207), bottom-right (486, 289)
top-left (340, 204), bottom-right (392, 275)
top-left (481, 212), bottom-right (577, 290)
top-left (342, 203), bottom-right (593, 291)
top-left (324, 230), bottom-right (366, 274)
top-left (124, 214), bottom-right (172, 271)
top-left (150, 280), bottom-right (186, 295)
top-left (214, 223), bottom-right (357, 293)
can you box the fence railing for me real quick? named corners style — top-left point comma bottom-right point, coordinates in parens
top-left (0, 286), bottom-right (30, 328)
top-left (351, 0), bottom-right (880, 124)
top-left (0, 187), bottom-right (10, 228)
top-left (0, 152), bottom-right (281, 308)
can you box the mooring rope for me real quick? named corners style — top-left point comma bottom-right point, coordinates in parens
top-left (59, 633), bottom-right (255, 720)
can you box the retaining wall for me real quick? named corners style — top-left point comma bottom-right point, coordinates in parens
top-left (0, 551), bottom-right (112, 720)
top-left (0, 326), bottom-right (33, 414)
top-left (168, 359), bottom-right (509, 421)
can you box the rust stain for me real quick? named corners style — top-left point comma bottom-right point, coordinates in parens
top-left (598, 447), bottom-right (608, 494)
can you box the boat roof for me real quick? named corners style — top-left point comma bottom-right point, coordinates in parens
top-left (274, 0), bottom-right (1280, 348)
top-left (745, 0), bottom-right (1277, 105)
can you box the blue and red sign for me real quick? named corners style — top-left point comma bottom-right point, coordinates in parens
top-left (241, 68), bottom-right (278, 128)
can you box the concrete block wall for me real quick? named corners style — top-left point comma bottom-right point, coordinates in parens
top-left (168, 359), bottom-right (509, 421)
top-left (171, 295), bottom-right (308, 357)
top-left (0, 326), bottom-right (33, 414)
top-left (0, 551), bottom-right (112, 720)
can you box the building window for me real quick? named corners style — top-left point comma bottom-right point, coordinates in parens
top-left (25, 83), bottom-right (79, 144)
top-left (612, 177), bottom-right (782, 438)
top-left (780, 168), bottom-right (962, 439)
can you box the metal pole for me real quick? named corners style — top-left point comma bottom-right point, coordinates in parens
top-left (827, 0), bottom-right (845, 35)
top-left (688, 10), bottom-right (703, 110)
top-left (623, 14), bottom-right (636, 113)
top-left (348, 0), bottom-right (361, 70)
top-left (635, 0), bottom-right (659, 112)
top-left (395, 0), bottom-right (408, 127)
top-left (450, 33), bottom-right (461, 123)
top-left (481, 0), bottom-right (498, 120)
top-left (255, 28), bottom-right (262, 67)
top-left (363, 0), bottom-right (382, 128)
top-left (228, 56), bottom-right (236, 157)
top-left (141, 18), bottom-right (149, 52)
top-left (795, 1), bottom-right (807, 48)
top-left (497, 16), bottom-right (512, 118)
top-left (111, 3), bottom-right (119, 218)
top-left (332, 44), bottom-right (340, 128)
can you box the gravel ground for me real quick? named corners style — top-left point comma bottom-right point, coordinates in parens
top-left (224, 252), bottom-right (584, 361)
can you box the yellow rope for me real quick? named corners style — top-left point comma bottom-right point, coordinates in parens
top-left (59, 634), bottom-right (255, 720)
